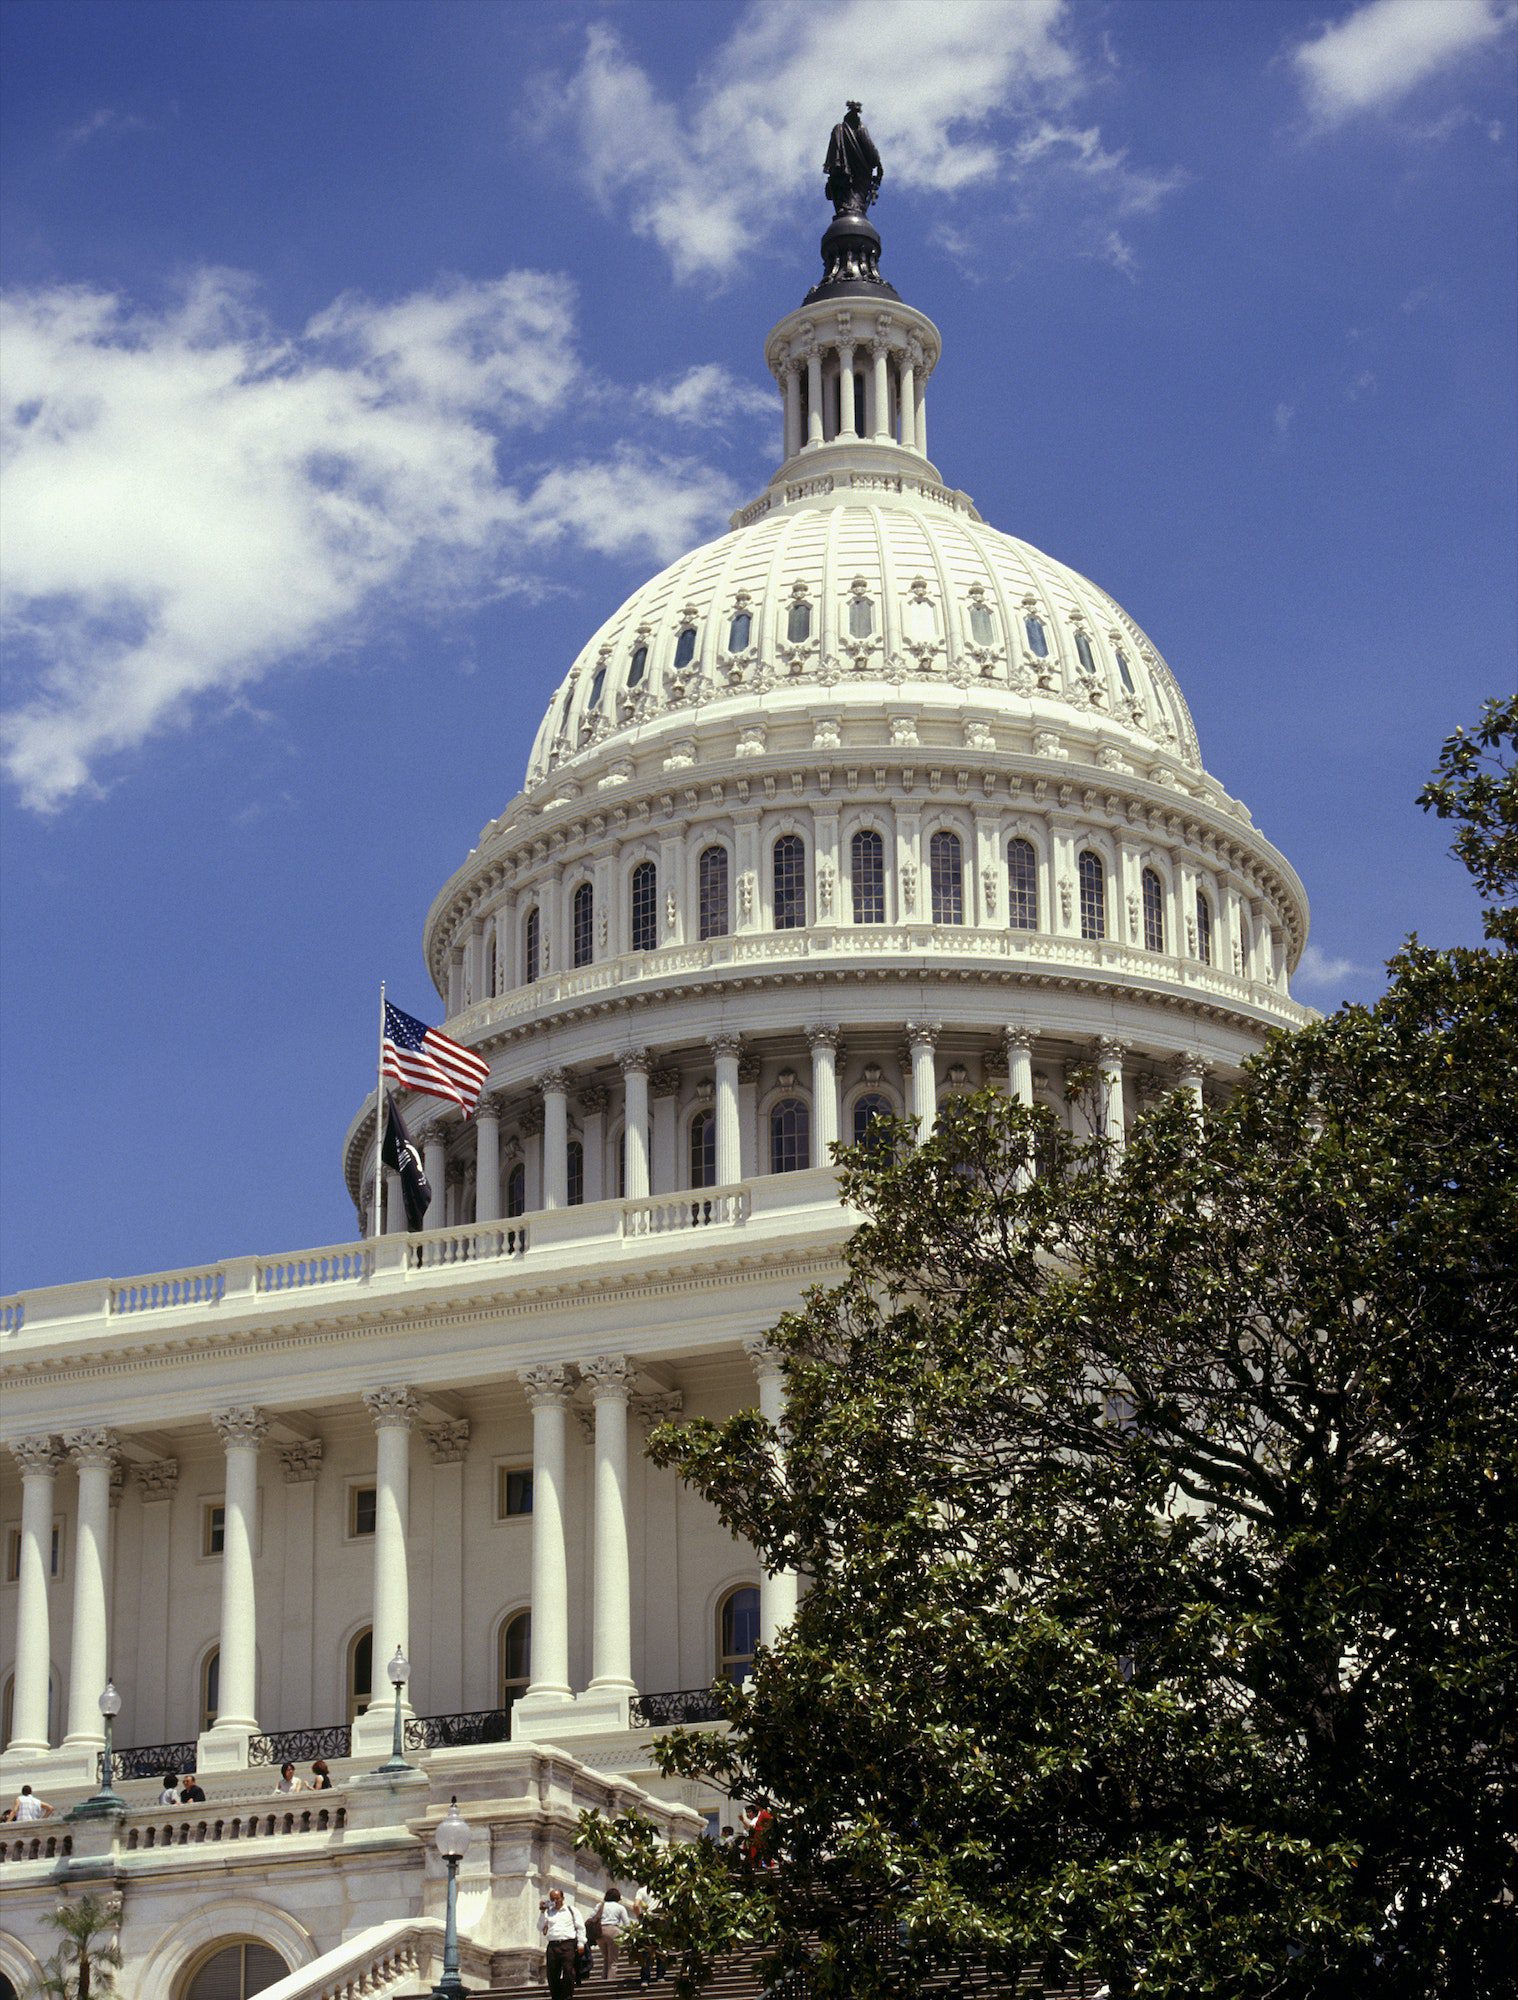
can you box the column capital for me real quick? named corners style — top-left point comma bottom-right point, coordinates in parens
top-left (582, 1354), bottom-right (638, 1402)
top-left (520, 1102), bottom-right (545, 1138)
top-left (1175, 1052), bottom-right (1211, 1086)
top-left (650, 1067), bottom-right (681, 1099)
top-left (212, 1407), bottom-right (269, 1451)
top-left (744, 1333), bottom-right (787, 1383)
top-left (578, 1084), bottom-right (610, 1116)
top-left (10, 1435), bottom-right (62, 1479)
top-left (423, 1419), bottom-right (472, 1465)
top-left (277, 1439), bottom-right (324, 1484)
top-left (618, 1049), bottom-right (651, 1078)
top-left (1006, 1027), bottom-right (1036, 1056)
top-left (363, 1385), bottom-right (419, 1432)
top-left (906, 1021), bottom-right (940, 1053)
top-left (538, 1068), bottom-right (569, 1097)
top-left (476, 1093), bottom-right (506, 1124)
top-left (1095, 1036), bottom-right (1130, 1066)
top-left (64, 1426), bottom-right (119, 1470)
top-left (805, 1023), bottom-right (841, 1053)
top-left (737, 1051), bottom-right (762, 1086)
top-left (633, 1390), bottom-right (685, 1431)
top-left (520, 1362), bottom-right (574, 1411)
top-left (707, 1032), bottom-right (743, 1061)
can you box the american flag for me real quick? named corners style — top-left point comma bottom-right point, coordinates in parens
top-left (381, 1001), bottom-right (490, 1117)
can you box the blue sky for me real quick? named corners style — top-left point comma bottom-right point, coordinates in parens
top-left (2, 0), bottom-right (1514, 1293)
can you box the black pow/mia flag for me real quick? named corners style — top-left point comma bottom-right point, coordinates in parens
top-left (381, 1092), bottom-right (432, 1232)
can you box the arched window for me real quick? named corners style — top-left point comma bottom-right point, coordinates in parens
top-left (786, 598), bottom-right (812, 643)
top-left (717, 1585), bottom-right (761, 1684)
top-left (1115, 647), bottom-right (1136, 693)
top-left (571, 882), bottom-right (594, 969)
top-left (1075, 631), bottom-right (1097, 676)
top-left (770, 1098), bottom-right (811, 1174)
top-left (182, 1942), bottom-right (290, 2000)
top-left (1007, 838), bottom-right (1038, 931)
top-left (630, 860), bottom-right (657, 953)
top-left (616, 1129), bottom-right (626, 1200)
top-left (728, 611), bottom-right (752, 652)
top-left (673, 626), bottom-right (697, 671)
top-left (852, 1092), bottom-right (893, 1151)
top-left (968, 599), bottom-right (995, 646)
top-left (1078, 852), bottom-right (1106, 941)
top-left (851, 828), bottom-right (885, 923)
top-left (587, 665), bottom-right (607, 709)
top-left (689, 1108), bottom-right (716, 1189)
top-left (700, 844), bottom-right (732, 936)
top-left (1196, 889), bottom-right (1214, 966)
top-left (1142, 868), bottom-right (1165, 954)
top-left (1024, 614), bottom-right (1049, 657)
top-left (628, 643), bottom-right (648, 687)
top-left (523, 906), bottom-right (540, 984)
top-left (506, 1161), bottom-right (526, 1218)
top-left (773, 835), bottom-right (806, 930)
top-left (348, 1627), bottom-right (372, 1723)
top-left (847, 594), bottom-right (874, 640)
top-left (199, 1648), bottom-right (220, 1733)
top-left (929, 830), bottom-right (964, 925)
top-left (566, 1139), bottom-right (584, 1208)
top-left (498, 1610), bottom-right (531, 1716)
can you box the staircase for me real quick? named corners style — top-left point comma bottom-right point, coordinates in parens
top-left (464, 1956), bottom-right (1104, 1999)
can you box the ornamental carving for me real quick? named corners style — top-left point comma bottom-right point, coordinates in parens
top-left (651, 1068), bottom-right (681, 1098)
top-left (806, 1024), bottom-right (840, 1054)
top-left (900, 862), bottom-right (917, 913)
top-left (817, 860), bottom-right (835, 917)
top-left (738, 872), bottom-right (756, 920)
top-left (278, 1440), bottom-right (323, 1485)
top-left (582, 1354), bottom-right (638, 1400)
top-left (423, 1420), bottom-right (471, 1465)
top-left (211, 1408), bottom-right (268, 1451)
top-left (134, 1458), bottom-right (180, 1499)
top-left (743, 1333), bottom-right (786, 1382)
top-left (1058, 878), bottom-right (1073, 925)
top-left (363, 1386), bottom-right (419, 1432)
top-left (578, 1085), bottom-right (610, 1117)
top-left (738, 1052), bottom-right (762, 1085)
top-left (981, 867), bottom-right (998, 915)
top-left (813, 715), bottom-right (842, 750)
top-left (10, 1436), bottom-right (62, 1479)
top-left (619, 1050), bottom-right (651, 1078)
top-left (907, 1022), bottom-right (940, 1054)
top-left (538, 1069), bottom-right (569, 1097)
top-left (634, 1391), bottom-right (685, 1431)
top-left (64, 1425), bottom-right (119, 1469)
top-left (521, 1362), bottom-right (574, 1410)
top-left (708, 1033), bottom-right (743, 1062)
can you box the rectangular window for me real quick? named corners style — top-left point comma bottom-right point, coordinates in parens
top-left (496, 1465), bottom-right (534, 1519)
top-left (851, 830), bottom-right (885, 924)
top-left (4, 1527), bottom-right (18, 1584)
top-left (773, 835), bottom-right (806, 930)
top-left (202, 1502), bottom-right (226, 1558)
top-left (348, 1485), bottom-right (378, 1538)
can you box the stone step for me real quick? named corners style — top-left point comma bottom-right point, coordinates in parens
top-left (458, 1957), bottom-right (1103, 1999)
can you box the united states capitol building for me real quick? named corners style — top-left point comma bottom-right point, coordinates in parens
top-left (0, 133), bottom-right (1310, 1999)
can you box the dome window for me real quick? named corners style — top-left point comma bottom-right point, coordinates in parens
top-left (1196, 889), bottom-right (1214, 966)
top-left (571, 882), bottom-right (594, 969)
top-left (1007, 838), bottom-right (1038, 931)
top-left (566, 1139), bottom-right (584, 1207)
top-left (506, 1161), bottom-right (526, 1218)
top-left (852, 1091), bottom-right (894, 1153)
top-left (1078, 852), bottom-right (1106, 941)
top-left (787, 598), bottom-right (812, 643)
top-left (929, 829), bottom-right (964, 925)
top-left (523, 907), bottom-right (541, 984)
top-left (773, 834), bottom-right (807, 929)
top-left (673, 626), bottom-right (697, 671)
top-left (630, 860), bottom-right (657, 953)
top-left (1115, 647), bottom-right (1136, 694)
top-left (698, 845), bottom-right (730, 940)
top-left (728, 611), bottom-right (752, 653)
top-left (1075, 631), bottom-right (1097, 676)
top-left (848, 595), bottom-right (875, 641)
top-left (968, 600), bottom-right (996, 646)
top-left (1024, 614), bottom-right (1049, 658)
top-left (1142, 868), bottom-right (1166, 954)
top-left (587, 665), bottom-right (607, 709)
top-left (689, 1108), bottom-right (716, 1190)
top-left (628, 643), bottom-right (648, 687)
top-left (851, 828), bottom-right (885, 924)
top-left (770, 1098), bottom-right (812, 1174)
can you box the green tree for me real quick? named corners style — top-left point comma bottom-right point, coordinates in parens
top-left (584, 705), bottom-right (1517, 2000)
top-left (30, 1894), bottom-right (122, 2000)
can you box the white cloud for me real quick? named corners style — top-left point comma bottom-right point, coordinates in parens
top-left (1293, 0), bottom-right (1516, 128)
top-left (60, 107), bottom-right (153, 153)
top-left (636, 363), bottom-right (775, 432)
top-left (551, 0), bottom-right (1178, 283)
top-left (1273, 400), bottom-right (1297, 439)
top-left (0, 271), bottom-right (738, 810)
top-left (1296, 943), bottom-right (1373, 988)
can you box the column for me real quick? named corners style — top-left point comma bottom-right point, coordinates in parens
top-left (782, 363), bottom-right (801, 460)
top-left (807, 1027), bottom-right (840, 1160)
top-left (133, 1460), bottom-right (179, 1745)
top-left (898, 354), bottom-right (916, 449)
top-left (915, 374), bottom-right (927, 460)
top-left (871, 340), bottom-right (891, 442)
top-left (1176, 1053), bottom-right (1208, 1114)
top-left (651, 1070), bottom-right (680, 1195)
top-left (201, 1409), bottom-right (266, 1767)
top-left (620, 1053), bottom-right (651, 1200)
top-left (583, 1356), bottom-right (638, 1695)
top-left (446, 948), bottom-right (464, 1016)
top-left (540, 1070), bottom-right (569, 1209)
top-left (3, 1438), bottom-right (61, 1760)
top-left (1096, 1038), bottom-right (1127, 1149)
top-left (423, 1423), bottom-right (470, 1714)
top-left (522, 1103), bottom-right (545, 1210)
top-left (710, 1036), bottom-right (742, 1186)
top-left (836, 343), bottom-right (856, 437)
top-left (475, 1094), bottom-right (502, 1223)
top-left (362, 1387), bottom-right (418, 1726)
top-left (520, 1365), bottom-right (573, 1701)
top-left (384, 1169), bottom-right (406, 1233)
top-left (62, 1428), bottom-right (116, 1756)
top-left (579, 1087), bottom-right (608, 1203)
top-left (744, 1339), bottom-right (799, 1648)
top-left (277, 1442), bottom-right (321, 1738)
top-left (805, 347), bottom-right (824, 446)
top-left (423, 1127), bottom-right (449, 1225)
top-left (908, 1024), bottom-right (939, 1140)
top-left (1006, 1029), bottom-right (1035, 1108)
top-left (738, 1053), bottom-right (761, 1180)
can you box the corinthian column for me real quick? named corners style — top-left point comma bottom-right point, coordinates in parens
top-left (907, 1023), bottom-right (939, 1140)
top-left (2, 1438), bottom-right (61, 1763)
top-left (61, 1428), bottom-right (117, 1761)
top-left (1096, 1038), bottom-right (1128, 1149)
top-left (520, 1365), bottom-right (574, 1704)
top-left (583, 1355), bottom-right (638, 1700)
top-left (710, 1035), bottom-right (743, 1186)
top-left (745, 1338), bottom-right (798, 1648)
top-left (807, 1026), bottom-right (840, 1159)
top-left (475, 1094), bottom-right (502, 1223)
top-left (363, 1386), bottom-right (418, 1710)
top-left (198, 1408), bottom-right (266, 1768)
top-left (620, 1053), bottom-right (651, 1200)
top-left (540, 1070), bottom-right (569, 1209)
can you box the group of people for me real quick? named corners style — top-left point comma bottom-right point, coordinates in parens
top-left (155, 1771), bottom-right (206, 1803)
top-left (274, 1759), bottom-right (333, 1792)
top-left (538, 1885), bottom-right (662, 1994)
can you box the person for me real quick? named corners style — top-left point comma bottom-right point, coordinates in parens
top-left (158, 1771), bottom-right (181, 1805)
top-left (538, 1885), bottom-right (586, 2000)
top-left (590, 1886), bottom-right (633, 1981)
top-left (5, 1785), bottom-right (53, 1822)
top-left (309, 1758), bottom-right (332, 1790)
top-left (276, 1761), bottom-right (305, 1793)
top-left (179, 1771), bottom-right (206, 1803)
top-left (632, 1887), bottom-right (667, 1990)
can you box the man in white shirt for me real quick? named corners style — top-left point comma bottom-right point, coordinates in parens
top-left (537, 1886), bottom-right (586, 1999)
top-left (6, 1785), bottom-right (53, 1822)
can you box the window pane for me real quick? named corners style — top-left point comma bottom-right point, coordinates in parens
top-left (501, 1468), bottom-right (533, 1517)
top-left (773, 835), bottom-right (806, 929)
top-left (1075, 631), bottom-right (1097, 676)
top-left (628, 644), bottom-right (647, 686)
top-left (851, 829), bottom-right (885, 923)
top-left (787, 600), bottom-right (811, 643)
top-left (566, 1139), bottom-right (584, 1207)
top-left (352, 1630), bottom-right (372, 1708)
top-left (848, 596), bottom-right (874, 639)
top-left (1196, 890), bottom-right (1213, 965)
top-left (968, 601), bottom-right (995, 646)
top-left (587, 666), bottom-right (606, 709)
top-left (1007, 839), bottom-right (1038, 930)
top-left (698, 846), bottom-right (729, 939)
top-left (673, 626), bottom-right (696, 670)
top-left (770, 1098), bottom-right (811, 1173)
top-left (728, 612), bottom-right (752, 652)
top-left (1142, 869), bottom-right (1165, 953)
top-left (1078, 852), bottom-right (1106, 941)
top-left (929, 830), bottom-right (964, 925)
top-left (506, 1163), bottom-right (525, 1217)
top-left (524, 908), bottom-right (540, 984)
top-left (1115, 648), bottom-right (1136, 693)
top-left (502, 1611), bottom-right (531, 1685)
top-left (1024, 614), bottom-right (1049, 657)
top-left (689, 1109), bottom-right (716, 1189)
top-left (630, 860), bottom-right (658, 953)
top-left (572, 883), bottom-right (593, 968)
top-left (352, 1487), bottom-right (377, 1536)
top-left (852, 1092), bottom-right (892, 1150)
top-left (719, 1586), bottom-right (761, 1682)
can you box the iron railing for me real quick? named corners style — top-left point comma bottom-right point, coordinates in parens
top-left (630, 1687), bottom-right (730, 1727)
top-left (404, 1706), bottom-right (514, 1750)
top-left (248, 1723), bottom-right (352, 1767)
top-left (98, 1739), bottom-right (198, 1784)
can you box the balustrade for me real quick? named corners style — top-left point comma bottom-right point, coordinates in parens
top-left (99, 1737), bottom-right (199, 1783)
top-left (248, 1722), bottom-right (352, 1766)
top-left (403, 1706), bottom-right (513, 1750)
top-left (623, 1188), bottom-right (749, 1237)
top-left (630, 1688), bottom-right (731, 1727)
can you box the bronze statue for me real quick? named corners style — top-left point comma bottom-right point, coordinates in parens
top-left (824, 101), bottom-right (883, 217)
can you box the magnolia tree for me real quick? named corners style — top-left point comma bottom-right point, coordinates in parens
top-left (583, 699), bottom-right (1517, 2000)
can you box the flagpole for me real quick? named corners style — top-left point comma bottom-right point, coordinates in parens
top-left (374, 980), bottom-right (388, 1241)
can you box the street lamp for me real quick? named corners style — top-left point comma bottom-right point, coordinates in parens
top-left (431, 1795), bottom-right (472, 1999)
top-left (373, 1645), bottom-right (415, 1776)
top-left (69, 1680), bottom-right (126, 1820)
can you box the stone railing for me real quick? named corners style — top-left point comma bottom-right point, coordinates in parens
top-left (622, 1186), bottom-right (749, 1237)
top-left (245, 1918), bottom-right (489, 2000)
top-left (121, 1797), bottom-right (347, 1850)
top-left (0, 1827), bottom-right (73, 1864)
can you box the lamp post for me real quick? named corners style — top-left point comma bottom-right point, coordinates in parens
top-left (373, 1645), bottom-right (416, 1776)
top-left (431, 1795), bottom-right (472, 1999)
top-left (69, 1680), bottom-right (126, 1820)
